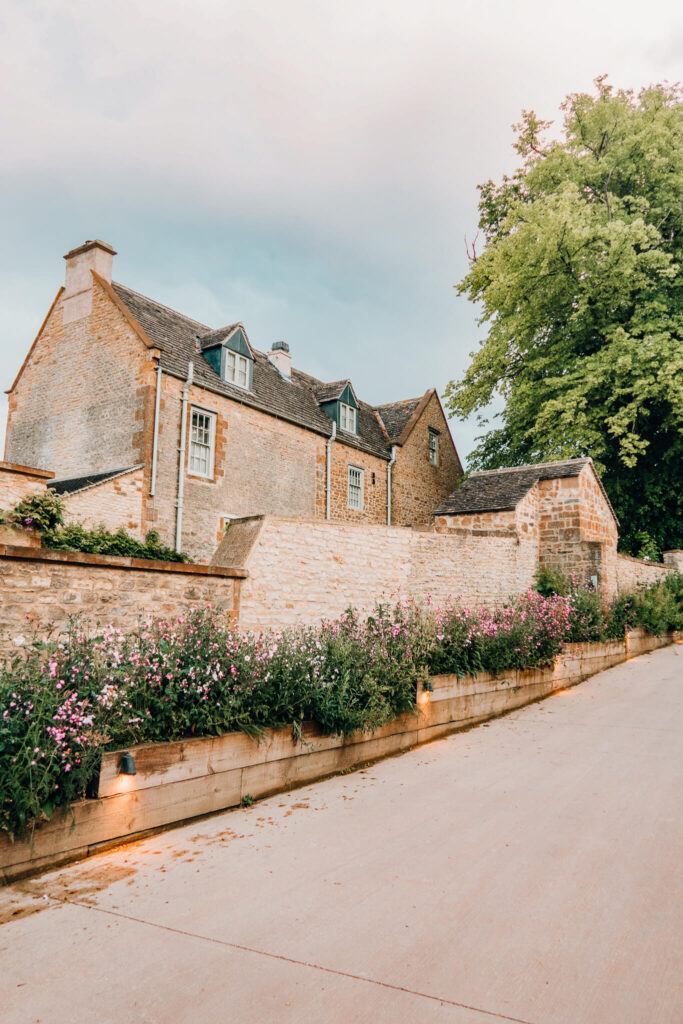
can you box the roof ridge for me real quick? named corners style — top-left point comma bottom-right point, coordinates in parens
top-left (374, 396), bottom-right (422, 411)
top-left (471, 458), bottom-right (590, 477)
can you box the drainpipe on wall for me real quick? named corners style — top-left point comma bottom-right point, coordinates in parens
top-left (175, 361), bottom-right (193, 551)
top-left (387, 445), bottom-right (397, 525)
top-left (325, 422), bottom-right (336, 520)
top-left (150, 362), bottom-right (162, 497)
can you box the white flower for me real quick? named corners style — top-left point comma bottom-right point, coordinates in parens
top-left (12, 635), bottom-right (26, 647)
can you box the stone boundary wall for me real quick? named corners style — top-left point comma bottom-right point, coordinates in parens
top-left (213, 514), bottom-right (539, 631)
top-left (1, 629), bottom-right (677, 883)
top-left (616, 552), bottom-right (671, 591)
top-left (0, 461), bottom-right (53, 506)
top-left (0, 545), bottom-right (246, 652)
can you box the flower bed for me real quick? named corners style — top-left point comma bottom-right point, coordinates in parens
top-left (1, 575), bottom-right (682, 845)
top-left (1, 628), bottom-right (677, 884)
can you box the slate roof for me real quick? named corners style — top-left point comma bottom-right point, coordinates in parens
top-left (434, 459), bottom-right (596, 516)
top-left (375, 398), bottom-right (422, 444)
top-left (111, 282), bottom-right (414, 460)
top-left (48, 464), bottom-right (143, 496)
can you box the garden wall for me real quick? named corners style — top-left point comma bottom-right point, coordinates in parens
top-left (616, 552), bottom-right (671, 591)
top-left (0, 461), bottom-right (52, 505)
top-left (213, 514), bottom-right (538, 631)
top-left (2, 629), bottom-right (676, 883)
top-left (0, 545), bottom-right (246, 652)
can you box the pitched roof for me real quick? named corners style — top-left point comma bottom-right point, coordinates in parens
top-left (311, 380), bottom-right (352, 404)
top-left (48, 464), bottom-right (143, 496)
top-left (111, 282), bottom-right (413, 460)
top-left (375, 398), bottom-right (422, 444)
top-left (434, 458), bottom-right (601, 516)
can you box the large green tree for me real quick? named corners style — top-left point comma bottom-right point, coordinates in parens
top-left (447, 78), bottom-right (683, 557)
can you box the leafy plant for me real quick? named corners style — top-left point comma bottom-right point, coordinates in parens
top-left (42, 525), bottom-right (188, 563)
top-left (447, 78), bottom-right (683, 555)
top-left (4, 490), bottom-right (65, 532)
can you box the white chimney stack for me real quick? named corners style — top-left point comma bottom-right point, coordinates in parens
top-left (268, 340), bottom-right (291, 379)
top-left (63, 239), bottom-right (116, 324)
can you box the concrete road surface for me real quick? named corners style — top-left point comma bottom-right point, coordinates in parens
top-left (1, 644), bottom-right (681, 1024)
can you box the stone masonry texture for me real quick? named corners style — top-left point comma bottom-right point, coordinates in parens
top-left (0, 547), bottom-right (241, 654)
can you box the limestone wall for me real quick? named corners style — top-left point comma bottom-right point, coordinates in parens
top-left (0, 546), bottom-right (244, 653)
top-left (663, 551), bottom-right (683, 572)
top-left (616, 553), bottom-right (671, 592)
top-left (62, 466), bottom-right (146, 539)
top-left (214, 514), bottom-right (537, 630)
top-left (0, 462), bottom-right (52, 507)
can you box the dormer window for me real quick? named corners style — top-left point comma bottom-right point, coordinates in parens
top-left (226, 350), bottom-right (250, 389)
top-left (199, 325), bottom-right (254, 392)
top-left (339, 401), bottom-right (357, 434)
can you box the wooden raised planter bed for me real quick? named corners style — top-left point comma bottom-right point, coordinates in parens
top-left (1, 630), bottom-right (677, 883)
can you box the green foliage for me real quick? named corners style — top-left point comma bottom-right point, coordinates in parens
top-left (1, 583), bottom-right (680, 839)
top-left (534, 565), bottom-right (569, 597)
top-left (240, 794), bottom-right (255, 807)
top-left (42, 526), bottom-right (188, 563)
top-left (0, 490), bottom-right (186, 562)
top-left (448, 78), bottom-right (683, 556)
top-left (4, 490), bottom-right (65, 532)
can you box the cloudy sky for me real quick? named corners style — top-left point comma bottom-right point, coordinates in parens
top-left (1, 0), bottom-right (681, 460)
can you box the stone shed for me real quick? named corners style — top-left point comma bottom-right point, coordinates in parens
top-left (434, 458), bottom-right (620, 594)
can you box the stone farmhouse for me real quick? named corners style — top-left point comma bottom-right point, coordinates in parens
top-left (4, 240), bottom-right (463, 562)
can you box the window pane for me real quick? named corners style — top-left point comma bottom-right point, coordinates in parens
top-left (190, 411), bottom-right (215, 477)
top-left (348, 467), bottom-right (363, 509)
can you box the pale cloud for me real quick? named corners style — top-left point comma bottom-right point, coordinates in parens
top-left (0, 0), bottom-right (681, 460)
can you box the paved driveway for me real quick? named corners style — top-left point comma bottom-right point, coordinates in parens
top-left (1, 644), bottom-right (681, 1023)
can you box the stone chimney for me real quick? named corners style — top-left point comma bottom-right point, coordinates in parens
top-left (267, 340), bottom-right (291, 379)
top-left (62, 239), bottom-right (117, 324)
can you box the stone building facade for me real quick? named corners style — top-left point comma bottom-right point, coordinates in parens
top-left (4, 240), bottom-right (463, 562)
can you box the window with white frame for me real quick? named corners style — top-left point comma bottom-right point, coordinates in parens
top-left (347, 465), bottom-right (364, 510)
top-left (428, 429), bottom-right (439, 466)
top-left (225, 349), bottom-right (250, 389)
top-left (339, 401), bottom-right (357, 434)
top-left (189, 409), bottom-right (216, 478)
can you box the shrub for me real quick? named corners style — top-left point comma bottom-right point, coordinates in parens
top-left (2, 490), bottom-right (65, 533)
top-left (1, 579), bottom-right (680, 840)
top-left (42, 526), bottom-right (188, 563)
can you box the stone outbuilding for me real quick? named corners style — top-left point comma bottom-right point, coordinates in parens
top-left (434, 458), bottom-right (620, 593)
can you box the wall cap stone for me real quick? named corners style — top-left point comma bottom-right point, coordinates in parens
top-left (0, 544), bottom-right (248, 578)
top-left (0, 461), bottom-right (54, 479)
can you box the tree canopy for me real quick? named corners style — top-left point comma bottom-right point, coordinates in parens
top-left (447, 77), bottom-right (683, 557)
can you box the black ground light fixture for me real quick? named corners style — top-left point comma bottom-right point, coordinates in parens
top-left (119, 751), bottom-right (137, 775)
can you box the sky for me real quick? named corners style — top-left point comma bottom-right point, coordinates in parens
top-left (1, 0), bottom-right (681, 462)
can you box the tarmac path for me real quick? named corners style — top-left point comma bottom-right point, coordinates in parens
top-left (1, 643), bottom-right (681, 1023)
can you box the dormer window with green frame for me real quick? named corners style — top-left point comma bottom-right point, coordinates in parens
top-left (339, 401), bottom-right (357, 434)
top-left (199, 325), bottom-right (254, 392)
top-left (318, 381), bottom-right (359, 435)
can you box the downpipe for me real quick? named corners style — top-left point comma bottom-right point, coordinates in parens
top-left (325, 422), bottom-right (336, 520)
top-left (387, 445), bottom-right (397, 525)
top-left (175, 361), bottom-right (193, 551)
